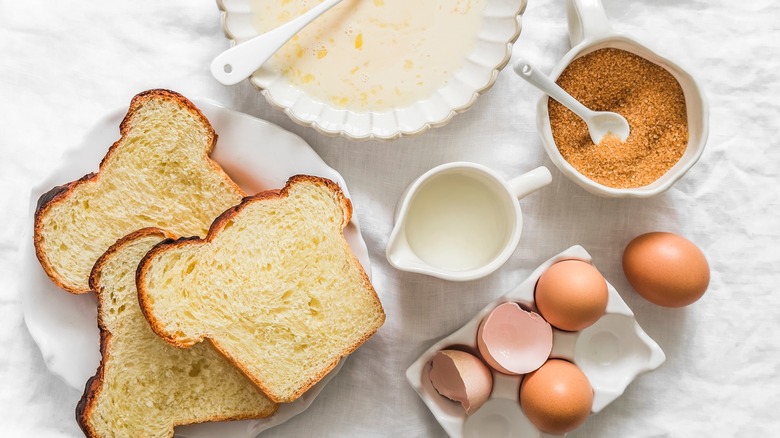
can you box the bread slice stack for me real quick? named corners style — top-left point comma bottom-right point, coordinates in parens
top-left (32, 90), bottom-right (385, 435)
top-left (78, 228), bottom-right (277, 438)
top-left (34, 89), bottom-right (245, 294)
top-left (137, 175), bottom-right (386, 403)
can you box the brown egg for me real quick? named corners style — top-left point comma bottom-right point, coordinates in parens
top-left (534, 260), bottom-right (608, 331)
top-left (623, 232), bottom-right (710, 307)
top-left (520, 359), bottom-right (593, 434)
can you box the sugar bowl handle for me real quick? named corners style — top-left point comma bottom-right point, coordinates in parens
top-left (567, 0), bottom-right (613, 47)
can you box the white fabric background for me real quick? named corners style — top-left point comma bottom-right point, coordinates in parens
top-left (1, 0), bottom-right (778, 437)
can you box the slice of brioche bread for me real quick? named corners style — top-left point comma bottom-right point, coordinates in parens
top-left (77, 228), bottom-right (277, 438)
top-left (34, 89), bottom-right (245, 294)
top-left (137, 175), bottom-right (385, 403)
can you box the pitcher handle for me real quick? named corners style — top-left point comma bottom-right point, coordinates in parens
top-left (508, 167), bottom-right (552, 200)
top-left (567, 0), bottom-right (613, 47)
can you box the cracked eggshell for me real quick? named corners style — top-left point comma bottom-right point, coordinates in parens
top-left (477, 302), bottom-right (553, 375)
top-left (429, 350), bottom-right (493, 415)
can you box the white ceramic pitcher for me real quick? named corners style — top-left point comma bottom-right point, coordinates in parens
top-left (386, 163), bottom-right (551, 281)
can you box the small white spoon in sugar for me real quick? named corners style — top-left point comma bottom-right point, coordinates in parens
top-left (514, 59), bottom-right (630, 144)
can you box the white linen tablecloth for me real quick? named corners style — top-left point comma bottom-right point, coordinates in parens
top-left (1, 0), bottom-right (778, 436)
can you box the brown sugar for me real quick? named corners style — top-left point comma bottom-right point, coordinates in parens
top-left (549, 48), bottom-right (688, 189)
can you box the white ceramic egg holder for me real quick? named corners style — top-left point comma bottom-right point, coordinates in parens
top-left (406, 245), bottom-right (666, 438)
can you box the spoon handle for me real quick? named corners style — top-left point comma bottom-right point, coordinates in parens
top-left (211, 0), bottom-right (343, 86)
top-left (513, 60), bottom-right (594, 119)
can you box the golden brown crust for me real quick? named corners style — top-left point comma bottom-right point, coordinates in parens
top-left (32, 89), bottom-right (244, 294)
top-left (136, 175), bottom-right (382, 403)
top-left (78, 227), bottom-right (276, 437)
top-left (137, 175), bottom-right (354, 348)
top-left (77, 228), bottom-right (173, 437)
top-left (75, 330), bottom-right (109, 438)
top-left (211, 175), bottom-right (351, 236)
top-left (135, 236), bottom-right (202, 348)
top-left (88, 228), bottom-right (176, 292)
top-left (33, 173), bottom-right (96, 293)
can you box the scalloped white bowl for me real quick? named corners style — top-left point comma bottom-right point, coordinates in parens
top-left (217, 0), bottom-right (528, 140)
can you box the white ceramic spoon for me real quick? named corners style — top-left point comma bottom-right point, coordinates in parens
top-left (513, 59), bottom-right (630, 144)
top-left (211, 0), bottom-right (344, 86)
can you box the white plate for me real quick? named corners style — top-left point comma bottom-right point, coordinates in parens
top-left (20, 98), bottom-right (371, 438)
top-left (217, 0), bottom-right (528, 140)
top-left (406, 245), bottom-right (665, 438)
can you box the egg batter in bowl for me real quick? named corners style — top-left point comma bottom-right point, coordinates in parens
top-left (251, 0), bottom-right (486, 112)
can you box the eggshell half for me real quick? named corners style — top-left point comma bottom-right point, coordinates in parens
top-left (623, 232), bottom-right (710, 307)
top-left (429, 350), bottom-right (493, 415)
top-left (520, 359), bottom-right (593, 434)
top-left (477, 302), bottom-right (553, 375)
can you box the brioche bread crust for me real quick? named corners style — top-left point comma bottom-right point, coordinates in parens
top-left (77, 228), bottom-right (173, 438)
top-left (34, 173), bottom-right (96, 292)
top-left (77, 228), bottom-right (277, 438)
top-left (136, 175), bottom-right (383, 403)
top-left (33, 89), bottom-right (244, 294)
